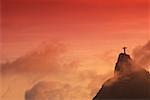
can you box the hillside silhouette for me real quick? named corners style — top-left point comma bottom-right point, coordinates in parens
top-left (93, 51), bottom-right (150, 100)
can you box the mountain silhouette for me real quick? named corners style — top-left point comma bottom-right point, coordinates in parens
top-left (93, 52), bottom-right (150, 100)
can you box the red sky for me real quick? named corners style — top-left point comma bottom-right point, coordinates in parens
top-left (2, 0), bottom-right (149, 62)
top-left (1, 0), bottom-right (150, 100)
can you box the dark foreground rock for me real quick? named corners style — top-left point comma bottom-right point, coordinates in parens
top-left (93, 52), bottom-right (150, 100)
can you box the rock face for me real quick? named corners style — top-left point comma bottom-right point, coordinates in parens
top-left (93, 53), bottom-right (150, 100)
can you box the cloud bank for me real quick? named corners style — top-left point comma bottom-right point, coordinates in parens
top-left (132, 41), bottom-right (150, 69)
top-left (2, 41), bottom-right (149, 100)
top-left (1, 41), bottom-right (111, 100)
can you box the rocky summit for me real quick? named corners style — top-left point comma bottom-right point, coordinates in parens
top-left (93, 52), bottom-right (150, 100)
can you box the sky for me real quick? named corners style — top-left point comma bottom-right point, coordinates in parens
top-left (2, 0), bottom-right (149, 62)
top-left (1, 0), bottom-right (150, 100)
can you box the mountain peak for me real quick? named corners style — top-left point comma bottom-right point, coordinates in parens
top-left (93, 50), bottom-right (150, 100)
top-left (115, 53), bottom-right (133, 75)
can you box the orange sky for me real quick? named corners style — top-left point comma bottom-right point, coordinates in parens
top-left (1, 0), bottom-right (149, 76)
top-left (2, 0), bottom-right (149, 63)
top-left (1, 0), bottom-right (150, 100)
top-left (2, 0), bottom-right (148, 63)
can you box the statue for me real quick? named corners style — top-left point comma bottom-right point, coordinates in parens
top-left (123, 47), bottom-right (127, 54)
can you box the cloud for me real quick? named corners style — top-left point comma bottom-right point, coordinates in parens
top-left (87, 71), bottom-right (113, 97)
top-left (3, 41), bottom-right (150, 100)
top-left (25, 72), bottom-right (112, 100)
top-left (1, 41), bottom-right (119, 100)
top-left (132, 41), bottom-right (150, 69)
top-left (1, 41), bottom-right (79, 75)
top-left (25, 81), bottom-right (66, 100)
top-left (1, 41), bottom-right (82, 100)
top-left (25, 80), bottom-right (91, 100)
top-left (24, 69), bottom-right (113, 100)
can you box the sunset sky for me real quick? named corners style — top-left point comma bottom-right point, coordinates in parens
top-left (1, 0), bottom-right (150, 100)
top-left (2, 0), bottom-right (149, 62)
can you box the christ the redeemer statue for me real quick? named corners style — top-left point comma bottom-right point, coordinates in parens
top-left (123, 47), bottom-right (127, 54)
